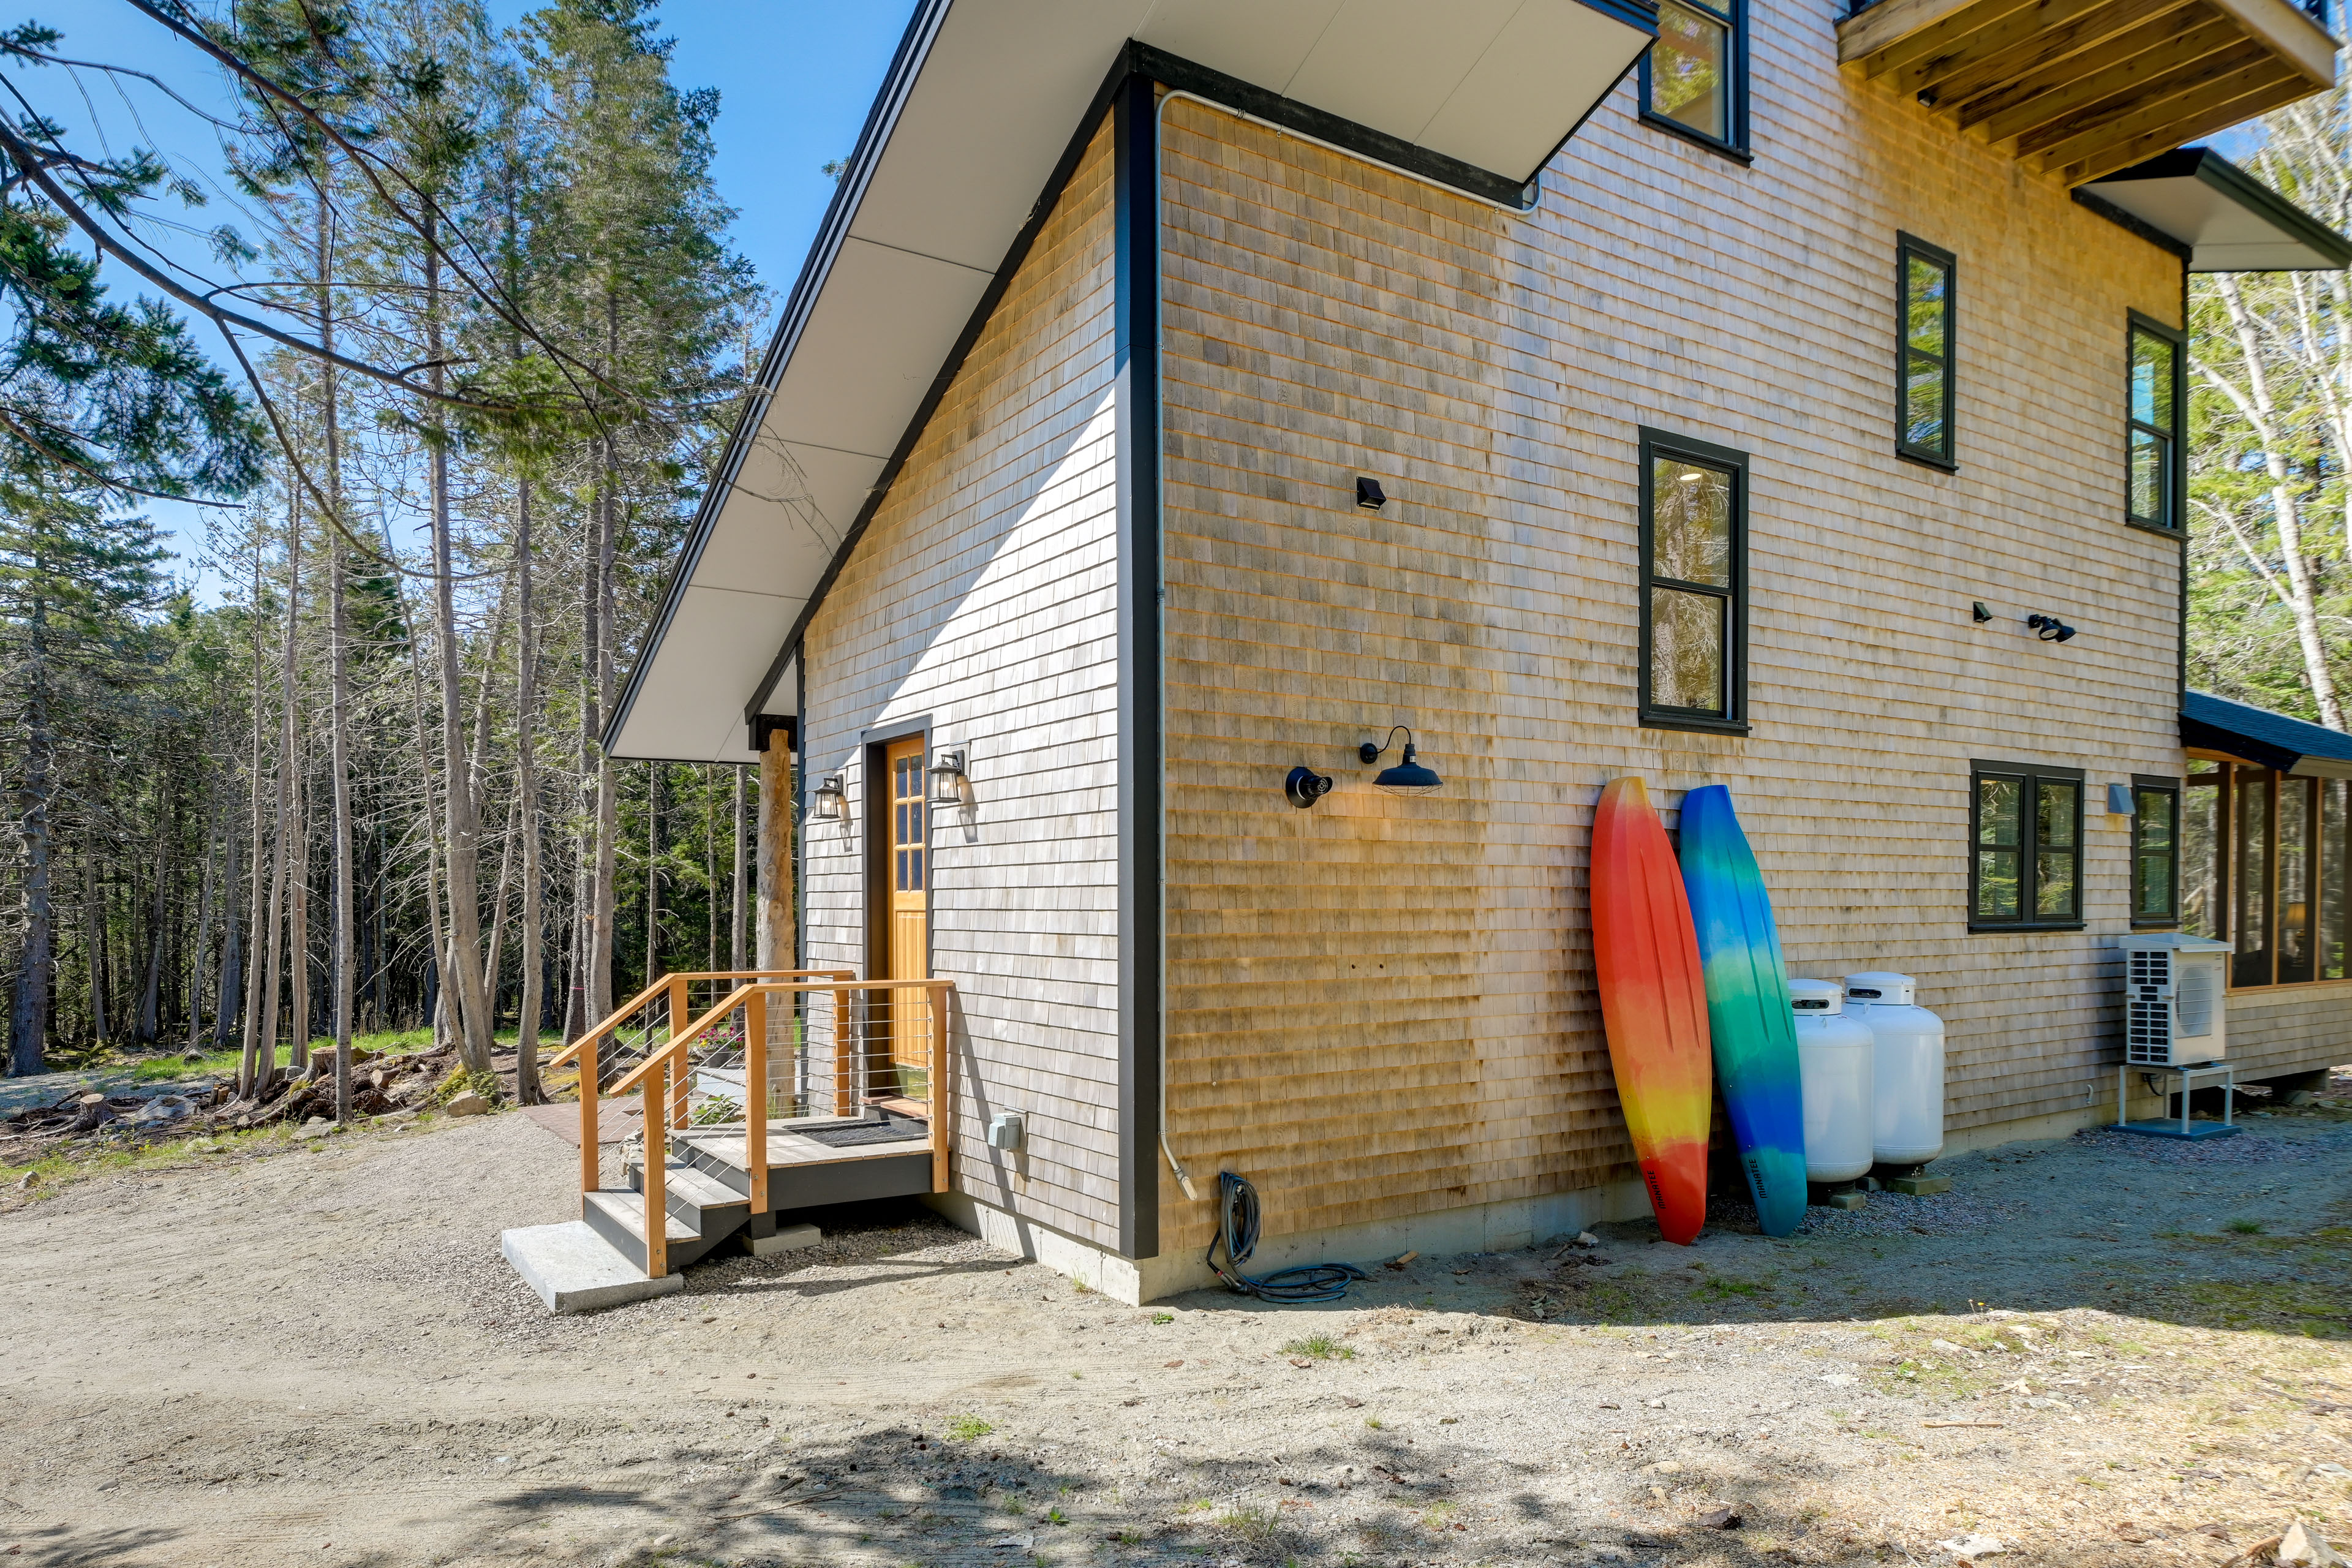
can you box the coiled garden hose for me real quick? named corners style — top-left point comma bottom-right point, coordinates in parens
top-left (1205, 1170), bottom-right (1370, 1303)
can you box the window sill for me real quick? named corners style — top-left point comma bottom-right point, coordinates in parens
top-left (1896, 447), bottom-right (1958, 474)
top-left (2123, 517), bottom-right (2184, 541)
top-left (1639, 712), bottom-right (1751, 737)
top-left (1637, 111), bottom-right (1753, 164)
top-left (2130, 916), bottom-right (2184, 929)
top-left (1967, 921), bottom-right (2087, 933)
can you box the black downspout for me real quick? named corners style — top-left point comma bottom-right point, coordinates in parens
top-left (1114, 67), bottom-right (1163, 1265)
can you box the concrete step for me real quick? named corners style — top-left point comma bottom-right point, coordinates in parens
top-left (582, 1188), bottom-right (707, 1273)
top-left (501, 1220), bottom-right (684, 1313)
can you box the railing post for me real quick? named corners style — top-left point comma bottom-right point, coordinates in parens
top-left (644, 1058), bottom-right (669, 1279)
top-left (579, 1037), bottom-right (600, 1197)
top-left (832, 982), bottom-right (855, 1117)
top-left (668, 976), bottom-right (692, 1131)
top-left (746, 987), bottom-right (769, 1217)
top-left (929, 983), bottom-right (949, 1194)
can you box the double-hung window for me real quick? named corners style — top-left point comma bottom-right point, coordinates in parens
top-left (1640, 0), bottom-right (1748, 158)
top-left (1897, 235), bottom-right (1956, 469)
top-left (2131, 775), bottom-right (2182, 927)
top-left (1638, 429), bottom-right (1748, 734)
top-left (1970, 761), bottom-right (2083, 930)
top-left (2127, 314), bottom-right (2185, 532)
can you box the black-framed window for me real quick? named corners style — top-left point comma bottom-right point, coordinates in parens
top-left (1970, 761), bottom-right (2083, 930)
top-left (1639, 0), bottom-right (1748, 159)
top-left (2185, 764), bottom-right (2352, 987)
top-left (1897, 235), bottom-right (1956, 469)
top-left (2127, 314), bottom-right (2185, 533)
top-left (2131, 775), bottom-right (2180, 927)
top-left (1638, 428), bottom-right (1748, 734)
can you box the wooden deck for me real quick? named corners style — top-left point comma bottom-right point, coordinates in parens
top-left (685, 1115), bottom-right (933, 1171)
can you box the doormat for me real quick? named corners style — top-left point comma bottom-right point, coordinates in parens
top-left (797, 1119), bottom-right (928, 1148)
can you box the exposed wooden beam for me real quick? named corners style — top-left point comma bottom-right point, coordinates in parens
top-left (2013, 37), bottom-right (2272, 156)
top-left (1972, 16), bottom-right (2241, 142)
top-left (1850, 0), bottom-right (2041, 80)
top-left (1946, 0), bottom-right (2213, 123)
top-left (1894, 0), bottom-right (2152, 94)
top-left (1838, 0), bottom-right (1992, 65)
top-left (2060, 70), bottom-right (2313, 180)
top-left (2030, 58), bottom-right (2297, 170)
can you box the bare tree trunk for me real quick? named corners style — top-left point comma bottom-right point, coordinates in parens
top-left (9, 589), bottom-right (55, 1077)
top-left (86, 841), bottom-right (105, 1049)
top-left (138, 799), bottom-right (167, 1043)
top-left (514, 483), bottom-right (545, 1102)
top-left (238, 540), bottom-right (268, 1093)
top-left (256, 491), bottom-right (303, 1098)
top-left (186, 785), bottom-right (219, 1055)
top-left (288, 752), bottom-right (311, 1073)
top-left (423, 228), bottom-right (496, 1073)
top-left (483, 811), bottom-right (518, 1027)
top-left (319, 199), bottom-right (356, 1123)
top-left (215, 828), bottom-right (243, 1050)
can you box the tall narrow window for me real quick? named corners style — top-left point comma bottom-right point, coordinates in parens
top-left (2131, 777), bottom-right (2180, 927)
top-left (2279, 775), bottom-right (2316, 984)
top-left (1638, 429), bottom-right (1748, 734)
top-left (1640, 0), bottom-right (1747, 157)
top-left (2127, 315), bottom-right (2185, 532)
top-left (1969, 761), bottom-right (2082, 930)
top-left (1897, 235), bottom-right (1956, 469)
top-left (2324, 778), bottom-right (2348, 980)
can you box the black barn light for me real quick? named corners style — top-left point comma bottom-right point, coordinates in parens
top-left (1359, 726), bottom-right (1442, 796)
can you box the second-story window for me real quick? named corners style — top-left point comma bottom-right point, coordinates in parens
top-left (1638, 428), bottom-right (1749, 734)
top-left (1640, 0), bottom-right (1748, 159)
top-left (1897, 235), bottom-right (1956, 469)
top-left (2128, 315), bottom-right (2184, 532)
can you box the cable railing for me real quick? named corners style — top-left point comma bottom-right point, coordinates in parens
top-left (551, 970), bottom-right (954, 1276)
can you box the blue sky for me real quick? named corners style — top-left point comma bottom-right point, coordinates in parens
top-left (16, 0), bottom-right (918, 598)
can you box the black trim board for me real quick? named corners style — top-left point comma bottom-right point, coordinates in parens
top-left (1114, 74), bottom-right (1162, 1265)
top-left (2071, 186), bottom-right (2195, 263)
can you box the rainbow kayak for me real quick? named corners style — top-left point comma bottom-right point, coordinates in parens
top-left (1676, 784), bottom-right (1807, 1238)
top-left (1589, 777), bottom-right (1711, 1245)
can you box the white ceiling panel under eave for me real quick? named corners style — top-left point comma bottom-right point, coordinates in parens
top-left (606, 0), bottom-right (1657, 764)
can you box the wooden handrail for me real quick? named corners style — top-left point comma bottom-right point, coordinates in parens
top-left (548, 968), bottom-right (850, 1070)
top-left (600, 975), bottom-right (957, 1101)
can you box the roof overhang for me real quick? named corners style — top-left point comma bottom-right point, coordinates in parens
top-left (2181, 689), bottom-right (2352, 778)
top-left (606, 0), bottom-right (1658, 764)
top-left (2082, 146), bottom-right (2352, 270)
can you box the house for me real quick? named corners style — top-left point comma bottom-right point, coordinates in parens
top-left (559, 0), bottom-right (2352, 1306)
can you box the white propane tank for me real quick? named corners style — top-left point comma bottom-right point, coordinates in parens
top-left (1792, 978), bottom-right (1874, 1183)
top-left (1844, 971), bottom-right (1946, 1167)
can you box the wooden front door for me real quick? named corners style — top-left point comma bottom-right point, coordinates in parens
top-left (882, 736), bottom-right (929, 1096)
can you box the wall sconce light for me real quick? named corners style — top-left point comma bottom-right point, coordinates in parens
top-left (927, 748), bottom-right (967, 805)
top-left (2026, 613), bottom-right (2077, 643)
top-left (812, 772), bottom-right (846, 821)
top-left (1355, 477), bottom-right (1387, 511)
top-left (1285, 766), bottom-right (1333, 809)
top-left (1971, 601), bottom-right (1992, 623)
top-left (1359, 726), bottom-right (1442, 796)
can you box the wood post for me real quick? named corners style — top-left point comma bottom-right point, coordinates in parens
top-left (667, 975), bottom-right (690, 1131)
top-left (643, 1058), bottom-right (668, 1279)
top-left (755, 729), bottom-right (794, 971)
top-left (929, 982), bottom-right (949, 1194)
top-left (578, 1036), bottom-right (599, 1197)
top-left (745, 987), bottom-right (768, 1216)
top-left (832, 983), bottom-right (855, 1117)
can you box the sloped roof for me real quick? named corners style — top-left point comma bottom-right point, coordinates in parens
top-left (2182, 689), bottom-right (2352, 778)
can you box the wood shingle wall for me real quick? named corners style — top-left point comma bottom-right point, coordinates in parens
top-left (800, 124), bottom-right (1125, 1251)
top-left (1155, 27), bottom-right (2201, 1254)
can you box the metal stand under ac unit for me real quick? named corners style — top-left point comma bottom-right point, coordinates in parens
top-left (2115, 1060), bottom-right (2241, 1140)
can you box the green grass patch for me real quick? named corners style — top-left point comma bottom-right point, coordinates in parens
top-left (2225, 1218), bottom-right (2266, 1235)
top-left (1283, 1332), bottom-right (1353, 1361)
top-left (948, 1414), bottom-right (995, 1442)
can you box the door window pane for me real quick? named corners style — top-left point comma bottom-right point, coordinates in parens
top-left (2183, 777), bottom-right (2222, 938)
top-left (2280, 777), bottom-right (2313, 983)
top-left (2234, 765), bottom-right (2272, 986)
top-left (1649, 0), bottom-right (1728, 141)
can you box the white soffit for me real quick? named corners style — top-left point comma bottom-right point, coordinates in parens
top-left (2084, 147), bottom-right (2352, 273)
top-left (607, 0), bottom-right (1654, 764)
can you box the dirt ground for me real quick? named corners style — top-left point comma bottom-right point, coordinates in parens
top-left (3, 1087), bottom-right (2350, 1568)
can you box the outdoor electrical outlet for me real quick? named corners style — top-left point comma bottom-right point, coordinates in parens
top-left (988, 1112), bottom-right (1025, 1152)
